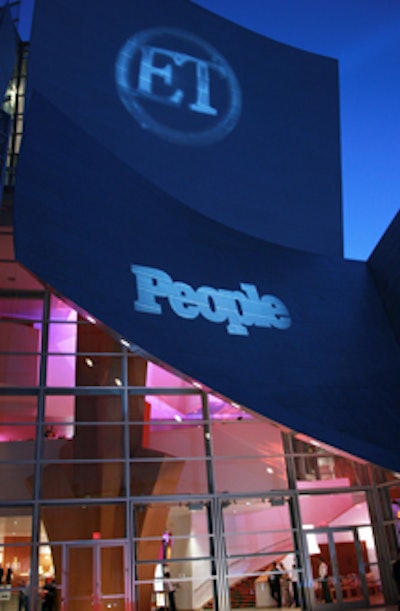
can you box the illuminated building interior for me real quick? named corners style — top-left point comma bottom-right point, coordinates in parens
top-left (0, 223), bottom-right (400, 611)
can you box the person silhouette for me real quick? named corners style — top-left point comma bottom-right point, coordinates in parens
top-left (392, 551), bottom-right (400, 611)
top-left (268, 562), bottom-right (283, 607)
top-left (164, 571), bottom-right (177, 611)
top-left (291, 563), bottom-right (300, 607)
top-left (18, 580), bottom-right (29, 611)
top-left (318, 557), bottom-right (332, 603)
top-left (41, 578), bottom-right (56, 611)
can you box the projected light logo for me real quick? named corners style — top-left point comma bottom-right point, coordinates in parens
top-left (115, 28), bottom-right (242, 145)
top-left (131, 265), bottom-right (292, 337)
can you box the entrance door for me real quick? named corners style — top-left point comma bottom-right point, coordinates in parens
top-left (306, 527), bottom-right (369, 608)
top-left (62, 542), bottom-right (127, 611)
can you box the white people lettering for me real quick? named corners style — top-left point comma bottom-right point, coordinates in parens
top-left (131, 265), bottom-right (291, 337)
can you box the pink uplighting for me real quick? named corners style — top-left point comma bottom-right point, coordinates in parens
top-left (145, 362), bottom-right (253, 421)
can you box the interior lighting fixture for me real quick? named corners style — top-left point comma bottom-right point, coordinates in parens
top-left (266, 467), bottom-right (274, 474)
top-left (114, 377), bottom-right (123, 386)
top-left (120, 338), bottom-right (130, 348)
top-left (86, 315), bottom-right (96, 324)
top-left (192, 381), bottom-right (202, 389)
top-left (231, 402), bottom-right (241, 409)
top-left (174, 415), bottom-right (183, 423)
top-left (85, 357), bottom-right (94, 367)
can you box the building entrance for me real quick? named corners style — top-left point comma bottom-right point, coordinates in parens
top-left (307, 526), bottom-right (381, 609)
top-left (61, 542), bottom-right (127, 611)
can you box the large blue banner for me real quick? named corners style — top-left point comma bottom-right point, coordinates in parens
top-left (26, 0), bottom-right (342, 257)
top-left (15, 95), bottom-right (400, 470)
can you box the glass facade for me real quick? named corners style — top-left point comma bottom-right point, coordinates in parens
top-left (0, 227), bottom-right (400, 611)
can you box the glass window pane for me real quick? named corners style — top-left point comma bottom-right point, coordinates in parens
top-left (293, 435), bottom-right (370, 486)
top-left (44, 396), bottom-right (75, 437)
top-left (68, 546), bottom-right (92, 598)
top-left (358, 526), bottom-right (383, 604)
top-left (212, 419), bottom-right (284, 457)
top-left (46, 355), bottom-right (126, 388)
top-left (130, 458), bottom-right (208, 496)
top-left (40, 504), bottom-right (125, 541)
top-left (130, 423), bottom-right (206, 458)
top-left (42, 424), bottom-right (124, 459)
top-left (76, 318), bottom-right (122, 354)
top-left (0, 429), bottom-right (35, 455)
top-left (142, 362), bottom-right (195, 389)
top-left (0, 297), bottom-right (43, 320)
top-left (298, 491), bottom-right (368, 528)
top-left (47, 298), bottom-right (78, 386)
top-left (0, 352), bottom-right (40, 387)
top-left (46, 353), bottom-right (77, 388)
top-left (75, 355), bottom-right (123, 387)
top-left (208, 395), bottom-right (251, 421)
top-left (49, 295), bottom-right (76, 320)
top-left (0, 464), bottom-right (35, 500)
top-left (137, 393), bottom-right (204, 421)
top-left (101, 546), bottom-right (125, 595)
top-left (214, 457), bottom-right (288, 493)
top-left (134, 503), bottom-right (211, 563)
top-left (223, 497), bottom-right (293, 558)
top-left (38, 541), bottom-right (62, 602)
top-left (0, 396), bottom-right (37, 424)
top-left (0, 508), bottom-right (32, 588)
top-left (127, 355), bottom-right (147, 386)
top-left (45, 394), bottom-right (123, 423)
top-left (40, 463), bottom-right (125, 499)
top-left (0, 295), bottom-right (43, 388)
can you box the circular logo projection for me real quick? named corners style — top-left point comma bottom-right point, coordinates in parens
top-left (115, 28), bottom-right (242, 146)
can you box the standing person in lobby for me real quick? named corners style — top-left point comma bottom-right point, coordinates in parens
top-left (318, 557), bottom-right (332, 603)
top-left (41, 577), bottom-right (56, 611)
top-left (279, 563), bottom-right (292, 607)
top-left (164, 570), bottom-right (177, 611)
top-left (268, 561), bottom-right (283, 607)
top-left (291, 562), bottom-right (300, 607)
top-left (18, 579), bottom-right (29, 611)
